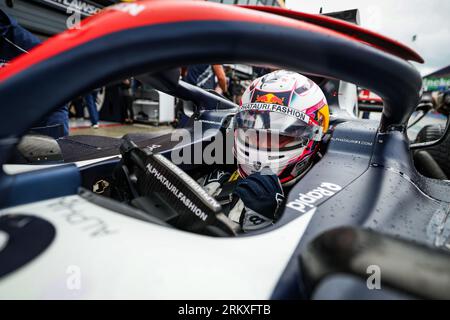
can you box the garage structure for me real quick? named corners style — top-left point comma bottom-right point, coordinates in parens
top-left (0, 0), bottom-right (114, 38)
top-left (0, 0), bottom-right (284, 39)
top-left (423, 65), bottom-right (450, 91)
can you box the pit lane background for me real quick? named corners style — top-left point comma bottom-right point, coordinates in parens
top-left (0, 0), bottom-right (113, 38)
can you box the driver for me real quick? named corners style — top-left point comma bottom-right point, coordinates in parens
top-left (198, 70), bottom-right (330, 231)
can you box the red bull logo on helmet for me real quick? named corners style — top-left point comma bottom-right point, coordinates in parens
top-left (255, 93), bottom-right (285, 105)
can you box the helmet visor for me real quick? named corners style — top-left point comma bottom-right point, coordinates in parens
top-left (234, 110), bottom-right (323, 151)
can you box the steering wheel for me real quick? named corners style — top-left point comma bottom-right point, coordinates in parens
top-left (114, 137), bottom-right (238, 236)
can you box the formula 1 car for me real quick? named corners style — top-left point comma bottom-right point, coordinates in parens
top-left (1, 1), bottom-right (450, 299)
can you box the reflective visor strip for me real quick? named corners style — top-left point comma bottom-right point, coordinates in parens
top-left (240, 103), bottom-right (317, 126)
top-left (236, 130), bottom-right (303, 151)
top-left (234, 124), bottom-right (316, 182)
top-left (237, 103), bottom-right (323, 142)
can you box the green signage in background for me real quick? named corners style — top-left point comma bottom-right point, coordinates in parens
top-left (423, 77), bottom-right (450, 91)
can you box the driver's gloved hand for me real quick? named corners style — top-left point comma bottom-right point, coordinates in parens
top-left (234, 171), bottom-right (284, 231)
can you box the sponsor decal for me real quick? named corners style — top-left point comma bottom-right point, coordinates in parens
top-left (242, 210), bottom-right (272, 231)
top-left (36, 0), bottom-right (102, 16)
top-left (198, 119), bottom-right (223, 126)
top-left (253, 161), bottom-right (262, 171)
top-left (240, 102), bottom-right (310, 124)
top-left (144, 144), bottom-right (161, 152)
top-left (146, 160), bottom-right (209, 221)
top-left (256, 93), bottom-right (285, 105)
top-left (154, 154), bottom-right (221, 212)
top-left (47, 198), bottom-right (118, 237)
top-left (286, 182), bottom-right (342, 213)
top-left (331, 137), bottom-right (373, 146)
top-left (93, 180), bottom-right (109, 194)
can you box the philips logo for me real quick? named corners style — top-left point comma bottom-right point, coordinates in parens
top-left (286, 182), bottom-right (342, 213)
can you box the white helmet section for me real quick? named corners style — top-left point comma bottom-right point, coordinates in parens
top-left (240, 70), bottom-right (325, 113)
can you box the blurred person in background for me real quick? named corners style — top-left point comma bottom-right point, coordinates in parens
top-left (70, 90), bottom-right (100, 129)
top-left (176, 65), bottom-right (228, 127)
top-left (121, 78), bottom-right (137, 124)
top-left (184, 64), bottom-right (228, 95)
top-left (84, 90), bottom-right (100, 128)
top-left (0, 9), bottom-right (69, 138)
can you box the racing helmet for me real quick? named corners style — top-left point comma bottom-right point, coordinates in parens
top-left (233, 70), bottom-right (329, 185)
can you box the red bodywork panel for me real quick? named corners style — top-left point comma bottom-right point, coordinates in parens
top-left (358, 89), bottom-right (383, 104)
top-left (242, 5), bottom-right (424, 63)
top-left (0, 1), bottom-right (423, 83)
top-left (0, 1), bottom-right (361, 82)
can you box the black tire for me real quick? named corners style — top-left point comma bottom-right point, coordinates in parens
top-left (414, 124), bottom-right (450, 178)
